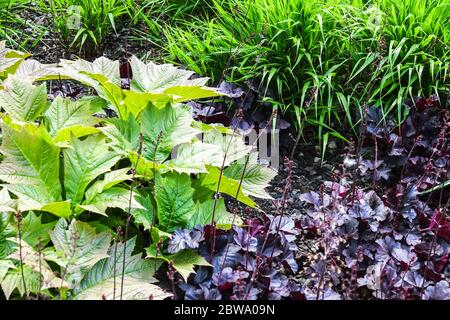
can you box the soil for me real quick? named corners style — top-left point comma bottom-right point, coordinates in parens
top-left (225, 140), bottom-right (343, 221)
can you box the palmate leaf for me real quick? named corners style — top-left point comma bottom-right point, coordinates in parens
top-left (1, 265), bottom-right (40, 299)
top-left (0, 41), bottom-right (30, 81)
top-left (79, 187), bottom-right (145, 216)
top-left (8, 238), bottom-right (67, 290)
top-left (164, 141), bottom-right (224, 174)
top-left (63, 135), bottom-right (122, 206)
top-left (155, 172), bottom-right (196, 232)
top-left (0, 76), bottom-right (48, 122)
top-left (188, 198), bottom-right (242, 230)
top-left (73, 237), bottom-right (171, 300)
top-left (129, 55), bottom-right (222, 102)
top-left (224, 153), bottom-right (277, 199)
top-left (140, 103), bottom-right (200, 162)
top-left (45, 219), bottom-right (111, 289)
top-left (58, 56), bottom-right (121, 94)
top-left (200, 166), bottom-right (256, 208)
top-left (203, 130), bottom-right (253, 166)
top-left (20, 212), bottom-right (56, 247)
top-left (146, 248), bottom-right (211, 282)
top-left (0, 116), bottom-right (65, 214)
top-left (44, 96), bottom-right (103, 143)
top-left (0, 260), bottom-right (15, 282)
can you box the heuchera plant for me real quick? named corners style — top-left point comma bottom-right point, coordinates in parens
top-left (170, 215), bottom-right (301, 300)
top-left (0, 45), bottom-right (277, 299)
top-left (296, 98), bottom-right (449, 300)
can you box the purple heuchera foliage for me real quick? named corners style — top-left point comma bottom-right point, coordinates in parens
top-left (177, 217), bottom-right (300, 300)
top-left (423, 281), bottom-right (450, 300)
top-left (167, 227), bottom-right (204, 253)
top-left (296, 97), bottom-right (449, 300)
top-left (177, 97), bottom-right (448, 300)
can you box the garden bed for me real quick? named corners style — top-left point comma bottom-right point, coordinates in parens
top-left (0, 0), bottom-right (449, 301)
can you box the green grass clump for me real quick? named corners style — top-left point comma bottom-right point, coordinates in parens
top-left (147, 0), bottom-right (450, 141)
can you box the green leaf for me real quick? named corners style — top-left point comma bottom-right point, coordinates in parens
top-left (72, 237), bottom-right (171, 300)
top-left (224, 153), bottom-right (277, 199)
top-left (54, 126), bottom-right (101, 145)
top-left (164, 85), bottom-right (223, 103)
top-left (1, 265), bottom-right (40, 299)
top-left (5, 59), bottom-right (60, 83)
top-left (201, 167), bottom-right (256, 208)
top-left (147, 249), bottom-right (211, 282)
top-left (123, 89), bottom-right (173, 114)
top-left (0, 76), bottom-right (48, 122)
top-left (129, 55), bottom-right (210, 93)
top-left (0, 260), bottom-right (15, 282)
top-left (58, 57), bottom-right (121, 94)
top-left (8, 238), bottom-right (67, 290)
top-left (20, 212), bottom-right (56, 247)
top-left (84, 168), bottom-right (133, 204)
top-left (0, 41), bottom-right (30, 80)
top-left (170, 250), bottom-right (211, 281)
top-left (63, 135), bottom-right (122, 205)
top-left (0, 213), bottom-right (14, 259)
top-left (103, 115), bottom-right (140, 153)
top-left (79, 187), bottom-right (144, 216)
top-left (131, 194), bottom-right (155, 231)
top-left (164, 141), bottom-right (224, 174)
top-left (189, 198), bottom-right (242, 230)
top-left (44, 96), bottom-right (102, 142)
top-left (129, 152), bottom-right (165, 180)
top-left (0, 188), bottom-right (17, 213)
top-left (0, 117), bottom-right (62, 212)
top-left (155, 172), bottom-right (196, 232)
top-left (140, 103), bottom-right (200, 162)
top-left (84, 73), bottom-right (174, 117)
top-left (45, 219), bottom-right (111, 288)
top-left (203, 130), bottom-right (253, 166)
top-left (40, 201), bottom-right (72, 219)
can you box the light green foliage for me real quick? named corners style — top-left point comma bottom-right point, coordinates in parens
top-left (189, 198), bottom-right (242, 230)
top-left (0, 76), bottom-right (48, 121)
top-left (0, 44), bottom-right (277, 299)
top-left (0, 116), bottom-right (65, 215)
top-left (146, 247), bottom-right (211, 282)
top-left (155, 172), bottom-right (196, 232)
top-left (38, 0), bottom-right (135, 55)
top-left (72, 237), bottom-right (171, 300)
top-left (224, 153), bottom-right (277, 199)
top-left (63, 135), bottom-right (122, 205)
top-left (45, 219), bottom-right (111, 288)
top-left (44, 96), bottom-right (103, 143)
top-left (55, 55), bottom-right (222, 118)
top-left (140, 103), bottom-right (200, 162)
top-left (0, 40), bottom-right (30, 81)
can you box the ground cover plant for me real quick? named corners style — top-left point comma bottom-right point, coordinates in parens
top-left (0, 0), bottom-right (449, 301)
